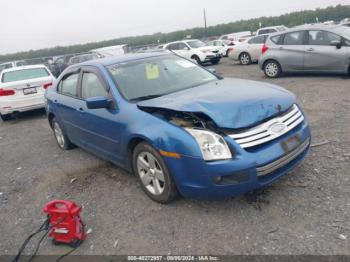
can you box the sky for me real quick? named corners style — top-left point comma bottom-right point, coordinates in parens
top-left (0, 0), bottom-right (349, 54)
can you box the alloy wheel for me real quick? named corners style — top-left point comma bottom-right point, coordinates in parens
top-left (265, 62), bottom-right (279, 77)
top-left (137, 152), bottom-right (165, 196)
top-left (240, 53), bottom-right (250, 65)
top-left (53, 122), bottom-right (65, 148)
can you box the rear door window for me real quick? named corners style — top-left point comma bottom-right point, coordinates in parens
top-left (282, 31), bottom-right (304, 45)
top-left (59, 73), bottom-right (79, 97)
top-left (308, 30), bottom-right (341, 45)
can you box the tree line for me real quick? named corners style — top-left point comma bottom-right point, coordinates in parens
top-left (0, 4), bottom-right (349, 63)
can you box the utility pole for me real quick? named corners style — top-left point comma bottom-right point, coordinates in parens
top-left (203, 8), bottom-right (207, 38)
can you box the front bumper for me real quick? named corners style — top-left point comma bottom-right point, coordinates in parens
top-left (164, 119), bottom-right (311, 199)
top-left (204, 53), bottom-right (222, 62)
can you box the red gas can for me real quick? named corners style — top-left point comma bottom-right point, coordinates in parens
top-left (43, 200), bottom-right (86, 247)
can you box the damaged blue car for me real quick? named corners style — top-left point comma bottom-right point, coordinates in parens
top-left (46, 53), bottom-right (311, 203)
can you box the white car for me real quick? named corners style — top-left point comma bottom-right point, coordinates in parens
top-left (206, 40), bottom-right (234, 57)
top-left (0, 65), bottom-right (55, 121)
top-left (256, 25), bottom-right (288, 35)
top-left (228, 34), bottom-right (268, 65)
top-left (164, 40), bottom-right (221, 65)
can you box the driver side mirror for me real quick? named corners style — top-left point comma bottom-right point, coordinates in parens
top-left (86, 96), bottom-right (112, 109)
top-left (183, 46), bottom-right (190, 51)
top-left (330, 40), bottom-right (342, 49)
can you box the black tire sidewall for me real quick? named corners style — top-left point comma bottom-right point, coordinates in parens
top-left (192, 55), bottom-right (202, 65)
top-left (0, 113), bottom-right (13, 121)
top-left (132, 142), bottom-right (177, 203)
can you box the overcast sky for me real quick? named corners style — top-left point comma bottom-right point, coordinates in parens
top-left (0, 0), bottom-right (348, 54)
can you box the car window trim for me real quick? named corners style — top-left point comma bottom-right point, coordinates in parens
top-left (80, 66), bottom-right (116, 108)
top-left (56, 68), bottom-right (81, 99)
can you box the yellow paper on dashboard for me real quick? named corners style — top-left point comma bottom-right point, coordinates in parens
top-left (145, 64), bottom-right (159, 80)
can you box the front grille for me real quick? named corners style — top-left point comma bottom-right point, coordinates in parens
top-left (256, 138), bottom-right (310, 177)
top-left (229, 104), bottom-right (304, 149)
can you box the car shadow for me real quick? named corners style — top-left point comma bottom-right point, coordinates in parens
top-left (0, 108), bottom-right (46, 124)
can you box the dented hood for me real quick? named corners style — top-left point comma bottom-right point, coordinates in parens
top-left (138, 78), bottom-right (296, 129)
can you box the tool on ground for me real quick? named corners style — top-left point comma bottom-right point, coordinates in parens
top-left (43, 200), bottom-right (86, 247)
top-left (13, 200), bottom-right (86, 262)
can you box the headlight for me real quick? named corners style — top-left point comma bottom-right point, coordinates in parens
top-left (186, 128), bottom-right (232, 161)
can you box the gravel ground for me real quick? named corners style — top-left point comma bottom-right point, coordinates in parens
top-left (0, 58), bottom-right (349, 256)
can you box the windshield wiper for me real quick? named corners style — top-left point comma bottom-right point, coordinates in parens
top-left (130, 94), bottom-right (162, 102)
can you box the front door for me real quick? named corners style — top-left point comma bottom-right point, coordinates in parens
top-left (75, 67), bottom-right (122, 163)
top-left (304, 30), bottom-right (347, 72)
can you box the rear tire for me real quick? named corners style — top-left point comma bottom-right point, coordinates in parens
top-left (263, 60), bottom-right (282, 78)
top-left (132, 142), bottom-right (178, 203)
top-left (51, 117), bottom-right (75, 150)
top-left (239, 52), bottom-right (252, 65)
top-left (0, 113), bottom-right (13, 121)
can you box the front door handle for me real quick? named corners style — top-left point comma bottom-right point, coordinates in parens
top-left (307, 48), bottom-right (315, 52)
top-left (77, 107), bottom-right (84, 112)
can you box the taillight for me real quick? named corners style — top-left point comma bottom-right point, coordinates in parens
top-left (262, 44), bottom-right (268, 54)
top-left (43, 82), bottom-right (53, 90)
top-left (0, 88), bottom-right (15, 96)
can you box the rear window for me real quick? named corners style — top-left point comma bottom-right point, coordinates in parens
top-left (271, 35), bottom-right (282, 44)
top-left (2, 68), bottom-right (49, 83)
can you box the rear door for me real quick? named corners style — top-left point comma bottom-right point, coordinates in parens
top-left (304, 30), bottom-right (347, 72)
top-left (54, 71), bottom-right (81, 142)
top-left (277, 31), bottom-right (306, 71)
top-left (73, 67), bottom-right (122, 162)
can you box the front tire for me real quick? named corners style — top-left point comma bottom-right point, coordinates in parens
top-left (239, 52), bottom-right (251, 65)
top-left (132, 142), bottom-right (178, 203)
top-left (263, 60), bottom-right (282, 78)
top-left (0, 113), bottom-right (13, 121)
top-left (191, 55), bottom-right (202, 65)
top-left (51, 117), bottom-right (75, 150)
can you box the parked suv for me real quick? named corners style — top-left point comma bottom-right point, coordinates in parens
top-left (259, 25), bottom-right (350, 78)
top-left (164, 40), bottom-right (221, 65)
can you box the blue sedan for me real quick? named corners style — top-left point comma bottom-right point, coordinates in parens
top-left (46, 52), bottom-right (311, 203)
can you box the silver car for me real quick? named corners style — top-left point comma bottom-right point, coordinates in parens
top-left (259, 25), bottom-right (350, 78)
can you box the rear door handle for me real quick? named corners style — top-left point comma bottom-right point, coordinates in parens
top-left (307, 48), bottom-right (315, 52)
top-left (279, 47), bottom-right (284, 50)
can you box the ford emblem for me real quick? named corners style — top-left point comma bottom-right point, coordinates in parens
top-left (270, 122), bottom-right (286, 134)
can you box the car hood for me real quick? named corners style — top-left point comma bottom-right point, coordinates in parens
top-left (138, 78), bottom-right (296, 129)
top-left (196, 46), bottom-right (221, 52)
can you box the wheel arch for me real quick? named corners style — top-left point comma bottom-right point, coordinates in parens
top-left (48, 112), bottom-right (55, 128)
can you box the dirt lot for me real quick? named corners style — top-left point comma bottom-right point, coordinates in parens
top-left (0, 58), bottom-right (349, 256)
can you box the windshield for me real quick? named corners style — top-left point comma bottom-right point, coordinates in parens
top-left (334, 26), bottom-right (350, 40)
top-left (107, 55), bottom-right (218, 101)
top-left (186, 40), bottom-right (206, 48)
top-left (2, 68), bottom-right (49, 83)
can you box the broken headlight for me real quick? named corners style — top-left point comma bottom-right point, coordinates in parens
top-left (186, 128), bottom-right (232, 161)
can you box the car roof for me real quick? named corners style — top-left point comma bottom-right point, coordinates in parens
top-left (76, 52), bottom-right (170, 67)
top-left (1, 64), bottom-right (48, 73)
